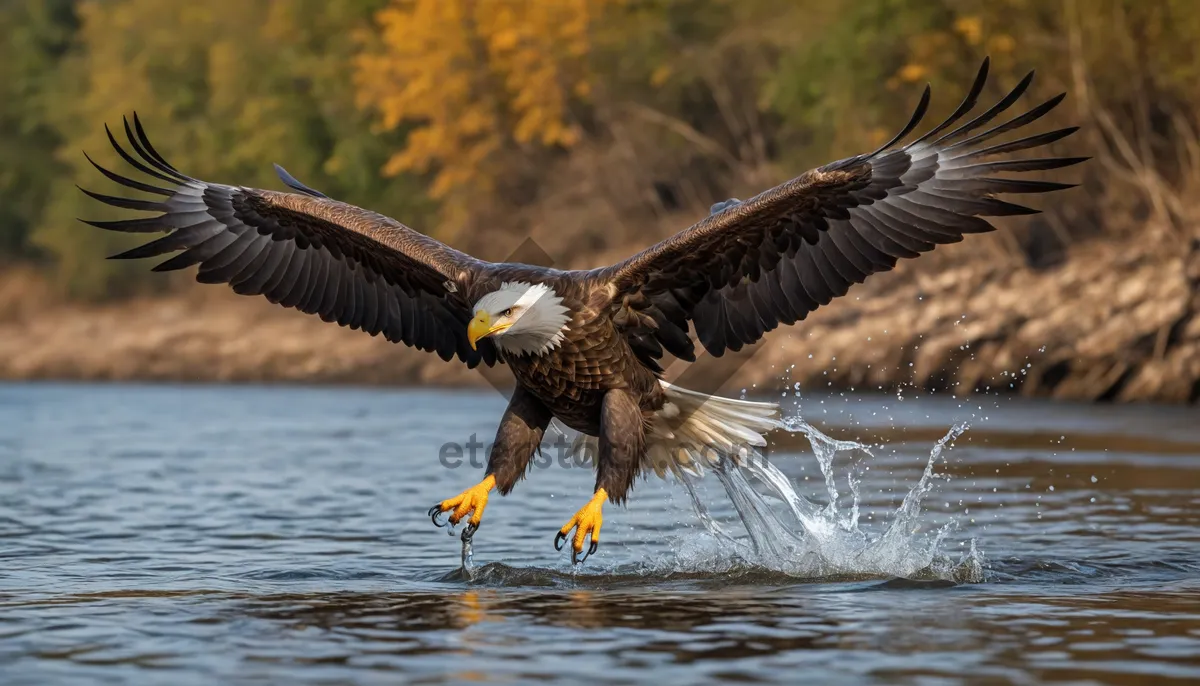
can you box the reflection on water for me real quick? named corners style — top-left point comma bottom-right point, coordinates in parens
top-left (1, 383), bottom-right (1199, 684)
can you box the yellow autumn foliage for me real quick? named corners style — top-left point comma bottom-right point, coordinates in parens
top-left (356, 0), bottom-right (609, 200)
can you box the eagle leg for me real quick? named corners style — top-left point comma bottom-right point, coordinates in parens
top-left (554, 390), bottom-right (645, 565)
top-left (429, 388), bottom-right (551, 542)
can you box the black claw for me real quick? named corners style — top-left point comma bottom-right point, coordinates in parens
top-left (573, 539), bottom-right (599, 565)
top-left (429, 505), bottom-right (448, 528)
top-left (461, 522), bottom-right (478, 542)
top-left (554, 531), bottom-right (568, 551)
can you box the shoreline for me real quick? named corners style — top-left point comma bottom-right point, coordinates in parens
top-left (2, 239), bottom-right (1198, 403)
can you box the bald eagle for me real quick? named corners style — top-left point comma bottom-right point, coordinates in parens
top-left (81, 59), bottom-right (1082, 564)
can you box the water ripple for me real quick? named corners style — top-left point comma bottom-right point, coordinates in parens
top-left (1, 383), bottom-right (1198, 684)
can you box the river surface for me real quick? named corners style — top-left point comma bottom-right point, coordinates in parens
top-left (1, 383), bottom-right (1198, 684)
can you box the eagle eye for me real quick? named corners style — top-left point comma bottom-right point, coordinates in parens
top-left (501, 307), bottom-right (514, 317)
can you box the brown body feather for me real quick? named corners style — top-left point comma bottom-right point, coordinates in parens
top-left (80, 59), bottom-right (1083, 508)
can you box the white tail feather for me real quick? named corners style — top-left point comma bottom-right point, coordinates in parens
top-left (572, 381), bottom-right (781, 479)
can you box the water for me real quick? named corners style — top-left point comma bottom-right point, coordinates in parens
top-left (2, 383), bottom-right (1199, 684)
top-left (680, 419), bottom-right (982, 582)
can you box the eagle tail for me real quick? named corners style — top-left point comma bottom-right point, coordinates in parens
top-left (568, 382), bottom-right (781, 478)
top-left (644, 381), bottom-right (781, 478)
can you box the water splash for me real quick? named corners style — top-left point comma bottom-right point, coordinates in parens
top-left (677, 416), bottom-right (984, 583)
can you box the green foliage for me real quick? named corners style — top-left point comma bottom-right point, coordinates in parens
top-left (765, 1), bottom-right (952, 165)
top-left (9, 0), bottom-right (434, 298)
top-left (2, 0), bottom-right (1198, 298)
top-left (0, 0), bottom-right (77, 259)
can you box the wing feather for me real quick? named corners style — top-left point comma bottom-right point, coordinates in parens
top-left (604, 59), bottom-right (1084, 358)
top-left (79, 116), bottom-right (501, 367)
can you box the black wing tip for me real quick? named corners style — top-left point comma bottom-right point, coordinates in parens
top-left (120, 115), bottom-right (190, 183)
top-left (988, 199), bottom-right (1041, 216)
top-left (1032, 126), bottom-right (1082, 147)
top-left (942, 90), bottom-right (1076, 155)
top-left (972, 56), bottom-right (991, 88)
top-left (76, 184), bottom-right (167, 212)
top-left (87, 112), bottom-right (198, 193)
top-left (928, 65), bottom-right (1042, 149)
top-left (1008, 70), bottom-right (1037, 103)
top-left (1007, 70), bottom-right (1036, 101)
top-left (967, 56), bottom-right (992, 95)
top-left (969, 56), bottom-right (992, 92)
top-left (76, 185), bottom-right (117, 206)
top-left (80, 148), bottom-right (175, 197)
top-left (952, 126), bottom-right (1081, 162)
top-left (989, 179), bottom-right (1080, 193)
top-left (95, 115), bottom-right (190, 189)
top-left (879, 56), bottom-right (1004, 155)
top-left (77, 217), bottom-right (126, 232)
top-left (904, 58), bottom-right (994, 150)
top-left (868, 83), bottom-right (933, 156)
top-left (131, 112), bottom-right (175, 170)
top-left (77, 215), bottom-right (168, 233)
top-left (106, 243), bottom-right (156, 260)
top-left (150, 256), bottom-right (188, 272)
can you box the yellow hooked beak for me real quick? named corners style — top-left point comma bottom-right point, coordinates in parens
top-left (467, 311), bottom-right (511, 350)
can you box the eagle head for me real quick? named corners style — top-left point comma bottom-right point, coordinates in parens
top-left (468, 282), bottom-right (570, 356)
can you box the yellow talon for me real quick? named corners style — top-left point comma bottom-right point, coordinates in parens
top-left (430, 474), bottom-right (495, 529)
top-left (555, 488), bottom-right (606, 564)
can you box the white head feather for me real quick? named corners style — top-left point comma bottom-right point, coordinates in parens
top-left (472, 282), bottom-right (571, 356)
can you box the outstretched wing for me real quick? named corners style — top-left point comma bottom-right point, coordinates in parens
top-left (603, 58), bottom-right (1085, 361)
top-left (80, 116), bottom-right (502, 367)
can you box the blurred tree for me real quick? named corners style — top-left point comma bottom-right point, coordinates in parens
top-left (355, 0), bottom-right (605, 229)
top-left (32, 0), bottom-right (435, 298)
top-left (764, 1), bottom-right (970, 172)
top-left (0, 0), bottom-right (78, 259)
top-left (0, 0), bottom-right (1196, 298)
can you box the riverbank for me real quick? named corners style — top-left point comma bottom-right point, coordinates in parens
top-left (2, 238), bottom-right (1198, 402)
